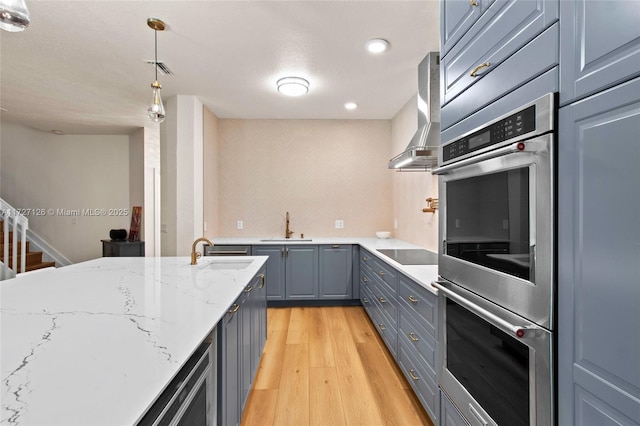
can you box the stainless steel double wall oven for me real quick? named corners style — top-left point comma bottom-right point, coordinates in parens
top-left (433, 93), bottom-right (557, 426)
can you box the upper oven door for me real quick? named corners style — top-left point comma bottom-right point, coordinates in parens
top-left (437, 134), bottom-right (554, 329)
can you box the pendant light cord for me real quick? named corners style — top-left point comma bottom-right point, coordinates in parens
top-left (154, 29), bottom-right (158, 82)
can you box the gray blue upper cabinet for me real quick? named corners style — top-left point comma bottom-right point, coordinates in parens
top-left (440, 0), bottom-right (560, 132)
top-left (558, 76), bottom-right (640, 426)
top-left (441, 0), bottom-right (496, 56)
top-left (559, 0), bottom-right (640, 106)
top-left (441, 0), bottom-right (559, 107)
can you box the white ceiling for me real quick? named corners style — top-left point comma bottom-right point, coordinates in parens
top-left (0, 1), bottom-right (440, 135)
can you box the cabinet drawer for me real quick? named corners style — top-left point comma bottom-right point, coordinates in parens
top-left (360, 249), bottom-right (375, 270)
top-left (442, 0), bottom-right (558, 107)
top-left (398, 342), bottom-right (440, 422)
top-left (360, 282), bottom-right (375, 316)
top-left (371, 257), bottom-right (397, 294)
top-left (360, 266), bottom-right (375, 295)
top-left (371, 281), bottom-right (397, 329)
top-left (398, 305), bottom-right (437, 379)
top-left (398, 276), bottom-right (438, 339)
top-left (441, 0), bottom-right (496, 56)
top-left (371, 307), bottom-right (397, 357)
top-left (441, 22), bottom-right (559, 131)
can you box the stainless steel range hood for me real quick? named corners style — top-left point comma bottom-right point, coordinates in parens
top-left (388, 52), bottom-right (440, 171)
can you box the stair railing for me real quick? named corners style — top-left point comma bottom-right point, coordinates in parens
top-left (0, 198), bottom-right (29, 280)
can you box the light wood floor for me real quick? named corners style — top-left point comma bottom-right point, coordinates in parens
top-left (241, 306), bottom-right (434, 426)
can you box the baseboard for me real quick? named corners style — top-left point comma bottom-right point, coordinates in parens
top-left (267, 299), bottom-right (361, 308)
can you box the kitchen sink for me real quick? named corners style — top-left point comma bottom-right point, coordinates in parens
top-left (259, 238), bottom-right (313, 242)
top-left (206, 260), bottom-right (253, 270)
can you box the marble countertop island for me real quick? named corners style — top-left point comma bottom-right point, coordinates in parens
top-left (0, 256), bottom-right (267, 426)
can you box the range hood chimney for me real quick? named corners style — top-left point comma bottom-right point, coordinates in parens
top-left (388, 52), bottom-right (440, 171)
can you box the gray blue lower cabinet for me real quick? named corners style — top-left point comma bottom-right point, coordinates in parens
top-left (285, 245), bottom-right (319, 299)
top-left (440, 390), bottom-right (470, 426)
top-left (319, 244), bottom-right (353, 299)
top-left (558, 77), bottom-right (640, 426)
top-left (359, 249), bottom-right (439, 425)
top-left (218, 268), bottom-right (267, 426)
top-left (252, 246), bottom-right (286, 300)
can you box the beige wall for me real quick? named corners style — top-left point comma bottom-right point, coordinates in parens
top-left (0, 121), bottom-right (131, 262)
top-left (391, 96), bottom-right (439, 251)
top-left (203, 106), bottom-right (220, 239)
top-left (216, 119), bottom-right (393, 238)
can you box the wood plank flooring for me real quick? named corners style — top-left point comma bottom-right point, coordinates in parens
top-left (242, 307), bottom-right (434, 426)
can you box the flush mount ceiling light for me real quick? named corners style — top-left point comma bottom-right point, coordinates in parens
top-left (147, 17), bottom-right (166, 123)
top-left (277, 77), bottom-right (310, 97)
top-left (366, 38), bottom-right (390, 54)
top-left (0, 0), bottom-right (30, 32)
top-left (344, 102), bottom-right (358, 110)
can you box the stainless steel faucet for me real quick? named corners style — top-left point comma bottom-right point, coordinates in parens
top-left (191, 237), bottom-right (214, 265)
top-left (285, 211), bottom-right (293, 239)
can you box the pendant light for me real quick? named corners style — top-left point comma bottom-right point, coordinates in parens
top-left (0, 0), bottom-right (30, 32)
top-left (147, 18), bottom-right (166, 123)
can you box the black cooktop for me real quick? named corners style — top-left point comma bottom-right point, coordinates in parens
top-left (377, 249), bottom-right (438, 265)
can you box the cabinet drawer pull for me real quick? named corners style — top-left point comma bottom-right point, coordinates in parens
top-left (408, 295), bottom-right (419, 303)
top-left (378, 323), bottom-right (387, 330)
top-left (378, 271), bottom-right (386, 276)
top-left (244, 285), bottom-right (254, 293)
top-left (363, 297), bottom-right (370, 304)
top-left (409, 332), bottom-right (420, 342)
top-left (258, 273), bottom-right (265, 288)
top-left (470, 62), bottom-right (490, 77)
top-left (331, 244), bottom-right (340, 248)
top-left (362, 256), bottom-right (369, 261)
top-left (229, 304), bottom-right (240, 313)
top-left (378, 296), bottom-right (387, 303)
top-left (469, 0), bottom-right (478, 6)
top-left (408, 370), bottom-right (420, 381)
top-left (362, 276), bottom-right (369, 282)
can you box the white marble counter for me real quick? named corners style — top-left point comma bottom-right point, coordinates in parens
top-left (213, 237), bottom-right (440, 294)
top-left (0, 256), bottom-right (267, 426)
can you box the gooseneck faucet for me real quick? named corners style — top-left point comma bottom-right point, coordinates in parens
top-left (191, 237), bottom-right (214, 265)
top-left (285, 211), bottom-right (294, 239)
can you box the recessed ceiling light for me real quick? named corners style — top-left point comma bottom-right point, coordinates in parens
top-left (344, 102), bottom-right (358, 110)
top-left (51, 130), bottom-right (63, 135)
top-left (366, 38), bottom-right (390, 54)
top-left (277, 77), bottom-right (310, 97)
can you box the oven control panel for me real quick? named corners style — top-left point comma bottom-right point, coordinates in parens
top-left (443, 105), bottom-right (536, 163)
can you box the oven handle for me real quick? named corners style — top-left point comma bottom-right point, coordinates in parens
top-left (432, 280), bottom-right (534, 339)
top-left (432, 141), bottom-right (526, 175)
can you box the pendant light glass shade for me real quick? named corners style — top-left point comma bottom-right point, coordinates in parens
top-left (147, 18), bottom-right (166, 123)
top-left (147, 81), bottom-right (165, 123)
top-left (0, 0), bottom-right (30, 32)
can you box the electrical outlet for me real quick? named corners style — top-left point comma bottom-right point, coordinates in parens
top-left (335, 220), bottom-right (344, 229)
top-left (455, 219), bottom-right (460, 228)
top-left (502, 219), bottom-right (509, 230)
top-left (237, 220), bottom-right (243, 230)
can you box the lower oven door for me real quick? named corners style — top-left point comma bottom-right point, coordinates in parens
top-left (433, 279), bottom-right (553, 426)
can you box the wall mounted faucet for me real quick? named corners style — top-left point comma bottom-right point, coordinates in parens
top-left (285, 211), bottom-right (294, 239)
